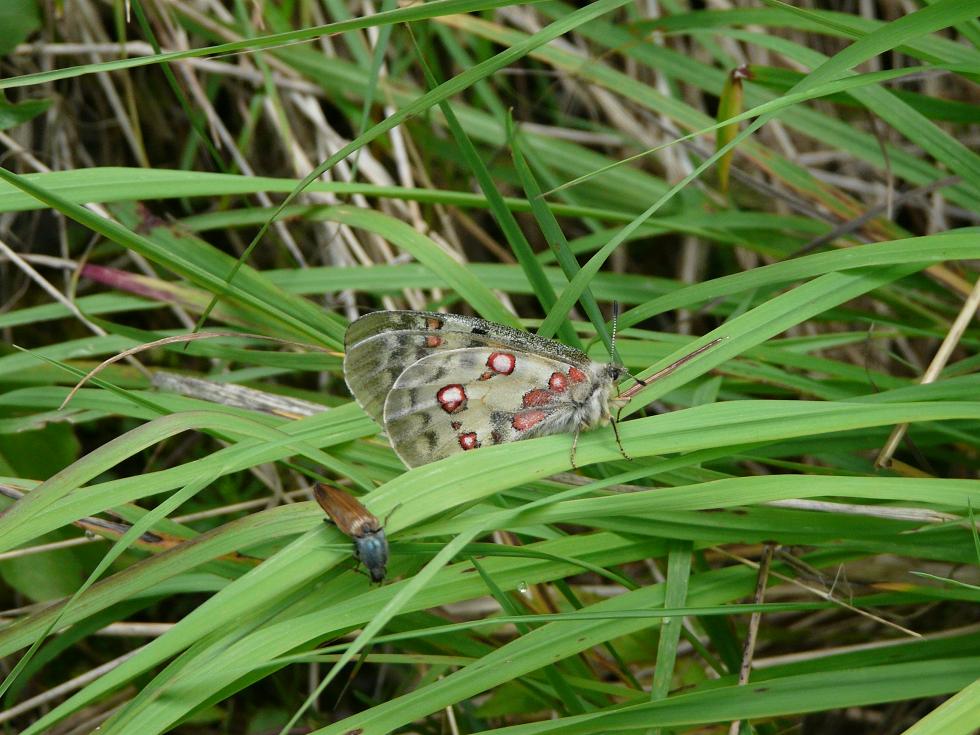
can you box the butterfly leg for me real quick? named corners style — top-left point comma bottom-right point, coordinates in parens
top-left (569, 428), bottom-right (581, 470)
top-left (610, 415), bottom-right (632, 461)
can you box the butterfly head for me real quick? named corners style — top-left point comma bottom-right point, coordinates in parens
top-left (606, 363), bottom-right (626, 382)
top-left (602, 363), bottom-right (628, 410)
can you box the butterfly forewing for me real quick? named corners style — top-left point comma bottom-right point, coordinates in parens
top-left (344, 310), bottom-right (593, 428)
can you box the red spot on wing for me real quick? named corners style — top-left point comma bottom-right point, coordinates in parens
top-left (549, 371), bottom-right (569, 392)
top-left (486, 352), bottom-right (516, 375)
top-left (426, 317), bottom-right (444, 330)
top-left (512, 410), bottom-right (547, 432)
top-left (568, 367), bottom-right (587, 383)
top-left (458, 432), bottom-right (480, 450)
top-left (426, 335), bottom-right (443, 348)
top-left (451, 420), bottom-right (462, 430)
top-left (491, 430), bottom-right (502, 444)
top-left (522, 389), bottom-right (554, 407)
top-left (437, 384), bottom-right (467, 413)
top-left (479, 370), bottom-right (494, 381)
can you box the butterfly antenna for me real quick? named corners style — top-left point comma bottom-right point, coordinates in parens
top-left (610, 302), bottom-right (647, 387)
top-left (610, 301), bottom-right (620, 362)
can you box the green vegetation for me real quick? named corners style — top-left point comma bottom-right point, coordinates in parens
top-left (0, 1), bottom-right (978, 734)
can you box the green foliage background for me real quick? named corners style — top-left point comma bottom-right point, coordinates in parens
top-left (0, 1), bottom-right (978, 733)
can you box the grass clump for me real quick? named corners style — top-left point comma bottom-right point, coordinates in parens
top-left (0, 2), bottom-right (978, 734)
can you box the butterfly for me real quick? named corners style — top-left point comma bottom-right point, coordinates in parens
top-left (313, 483), bottom-right (388, 583)
top-left (343, 310), bottom-right (720, 469)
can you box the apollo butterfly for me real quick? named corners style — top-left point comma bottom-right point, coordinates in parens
top-left (343, 310), bottom-right (720, 468)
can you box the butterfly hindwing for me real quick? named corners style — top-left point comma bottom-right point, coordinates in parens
top-left (381, 347), bottom-right (597, 467)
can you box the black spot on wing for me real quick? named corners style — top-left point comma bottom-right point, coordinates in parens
top-left (458, 352), bottom-right (482, 370)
